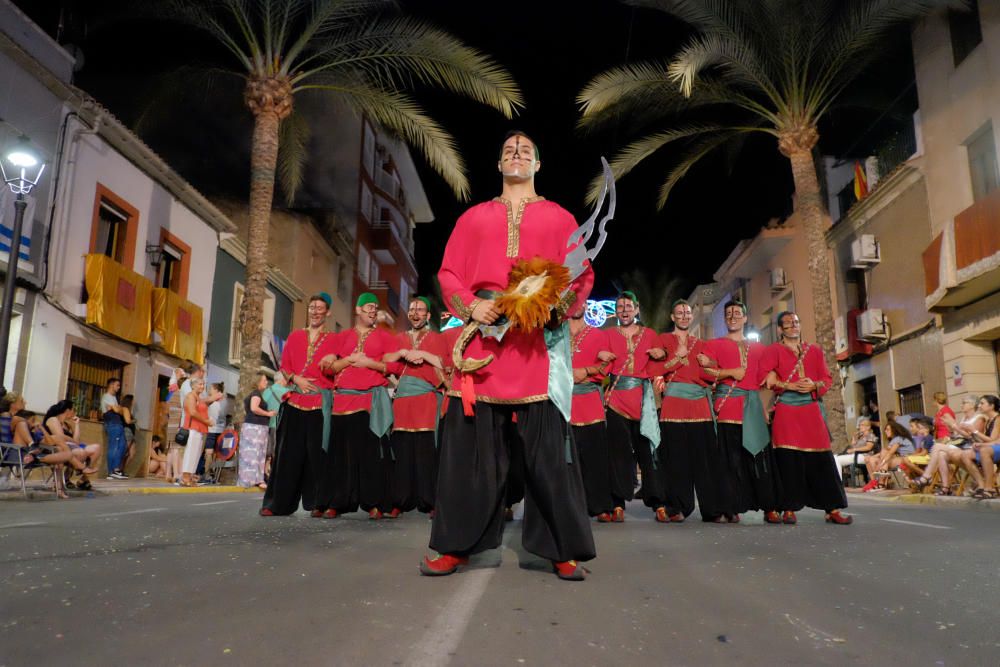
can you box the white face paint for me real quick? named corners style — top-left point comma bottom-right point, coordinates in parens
top-left (498, 135), bottom-right (539, 181)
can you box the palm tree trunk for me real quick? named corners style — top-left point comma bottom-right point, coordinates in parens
top-left (237, 110), bottom-right (280, 421)
top-left (787, 149), bottom-right (848, 452)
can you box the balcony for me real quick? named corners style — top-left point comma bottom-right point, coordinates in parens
top-left (83, 253), bottom-right (153, 345)
top-left (151, 287), bottom-right (204, 364)
top-left (923, 187), bottom-right (1000, 310)
top-left (375, 169), bottom-right (400, 202)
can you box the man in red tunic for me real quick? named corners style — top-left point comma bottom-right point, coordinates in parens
top-left (260, 293), bottom-right (341, 517)
top-left (383, 296), bottom-right (446, 518)
top-left (421, 131), bottom-right (595, 581)
top-left (605, 291), bottom-right (664, 521)
top-left (569, 304), bottom-right (615, 522)
top-left (760, 311), bottom-right (852, 525)
top-left (652, 299), bottom-right (733, 523)
top-left (698, 300), bottom-right (781, 523)
top-left (321, 293), bottom-right (404, 520)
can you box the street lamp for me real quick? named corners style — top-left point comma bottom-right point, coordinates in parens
top-left (0, 137), bottom-right (46, 389)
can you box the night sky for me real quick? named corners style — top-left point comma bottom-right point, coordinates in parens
top-left (15, 0), bottom-right (916, 303)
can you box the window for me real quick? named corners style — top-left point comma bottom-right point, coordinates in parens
top-left (360, 182), bottom-right (373, 222)
top-left (966, 124), bottom-right (999, 202)
top-left (399, 281), bottom-right (409, 312)
top-left (65, 347), bottom-right (127, 420)
top-left (948, 0), bottom-right (982, 67)
top-left (898, 384), bottom-right (924, 416)
top-left (363, 124), bottom-right (376, 177)
top-left (358, 245), bottom-right (371, 285)
top-left (89, 184), bottom-right (139, 268)
top-left (229, 282), bottom-right (275, 365)
top-left (155, 229), bottom-right (191, 297)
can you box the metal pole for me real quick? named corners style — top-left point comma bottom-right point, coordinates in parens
top-left (0, 193), bottom-right (26, 388)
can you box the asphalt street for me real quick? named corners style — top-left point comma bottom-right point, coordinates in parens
top-left (2, 494), bottom-right (998, 667)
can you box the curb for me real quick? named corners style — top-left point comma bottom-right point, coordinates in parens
top-left (0, 485), bottom-right (262, 501)
top-left (853, 491), bottom-right (1000, 512)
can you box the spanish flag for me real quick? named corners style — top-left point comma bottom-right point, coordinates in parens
top-left (853, 161), bottom-right (869, 201)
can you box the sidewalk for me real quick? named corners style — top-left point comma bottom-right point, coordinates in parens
top-left (0, 475), bottom-right (263, 501)
top-left (846, 487), bottom-right (1000, 511)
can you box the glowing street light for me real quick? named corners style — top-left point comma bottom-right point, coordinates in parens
top-left (0, 137), bottom-right (46, 388)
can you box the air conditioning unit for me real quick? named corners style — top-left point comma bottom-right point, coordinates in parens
top-left (837, 309), bottom-right (874, 360)
top-left (850, 234), bottom-right (881, 268)
top-left (857, 308), bottom-right (887, 341)
top-left (769, 268), bottom-right (787, 291)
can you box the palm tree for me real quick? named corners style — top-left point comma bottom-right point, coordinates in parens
top-left (165, 0), bottom-right (522, 406)
top-left (578, 0), bottom-right (957, 448)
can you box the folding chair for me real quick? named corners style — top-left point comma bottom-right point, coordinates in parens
top-left (0, 443), bottom-right (51, 499)
top-left (210, 429), bottom-right (239, 484)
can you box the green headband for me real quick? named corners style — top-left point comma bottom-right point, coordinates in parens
top-left (618, 290), bottom-right (639, 305)
top-left (356, 292), bottom-right (379, 308)
top-left (316, 292), bottom-right (332, 307)
top-left (413, 296), bottom-right (432, 311)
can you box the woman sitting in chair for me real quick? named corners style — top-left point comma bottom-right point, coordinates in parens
top-left (2, 393), bottom-right (79, 498)
top-left (43, 399), bottom-right (101, 491)
top-left (834, 416), bottom-right (879, 483)
top-left (862, 421), bottom-right (914, 491)
top-left (960, 395), bottom-right (1000, 500)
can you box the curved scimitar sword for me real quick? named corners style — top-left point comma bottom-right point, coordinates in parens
top-left (565, 156), bottom-right (616, 280)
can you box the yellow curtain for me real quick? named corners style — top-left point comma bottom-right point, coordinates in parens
top-left (151, 288), bottom-right (204, 364)
top-left (84, 253), bottom-right (153, 344)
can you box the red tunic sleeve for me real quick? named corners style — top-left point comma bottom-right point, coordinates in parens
top-left (659, 333), bottom-right (712, 422)
top-left (333, 328), bottom-right (397, 415)
top-left (393, 331), bottom-right (446, 432)
top-left (282, 329), bottom-right (340, 411)
top-left (570, 326), bottom-right (610, 426)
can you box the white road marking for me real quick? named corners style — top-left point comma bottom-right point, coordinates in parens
top-left (96, 508), bottom-right (168, 518)
top-left (191, 500), bottom-right (240, 506)
top-left (404, 533), bottom-right (513, 667)
top-left (0, 521), bottom-right (47, 529)
top-left (881, 518), bottom-right (951, 530)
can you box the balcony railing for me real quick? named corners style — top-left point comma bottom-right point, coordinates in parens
top-left (375, 169), bottom-right (400, 201)
top-left (873, 118), bottom-right (917, 180)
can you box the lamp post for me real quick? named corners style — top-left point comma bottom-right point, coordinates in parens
top-left (0, 137), bottom-right (45, 388)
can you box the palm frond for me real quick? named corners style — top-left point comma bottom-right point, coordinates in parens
top-left (577, 61), bottom-right (672, 118)
top-left (655, 130), bottom-right (754, 209)
top-left (282, 0), bottom-right (396, 72)
top-left (292, 16), bottom-right (523, 118)
top-left (668, 32), bottom-right (782, 109)
top-left (300, 79), bottom-right (469, 200)
top-left (277, 110), bottom-right (311, 204)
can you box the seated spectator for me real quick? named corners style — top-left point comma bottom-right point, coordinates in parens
top-left (899, 417), bottom-right (934, 479)
top-left (44, 399), bottom-right (102, 491)
top-left (912, 396), bottom-right (984, 495)
top-left (960, 395), bottom-right (1000, 500)
top-left (1, 394), bottom-right (78, 498)
top-left (146, 434), bottom-right (168, 480)
top-left (862, 421), bottom-right (914, 491)
top-left (932, 392), bottom-right (956, 442)
top-left (834, 417), bottom-right (878, 482)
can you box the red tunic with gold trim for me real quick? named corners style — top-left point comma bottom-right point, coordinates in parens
top-left (392, 329), bottom-right (446, 432)
top-left (658, 333), bottom-right (713, 422)
top-left (280, 329), bottom-right (342, 411)
top-left (438, 198), bottom-right (594, 403)
top-left (759, 342), bottom-right (833, 451)
top-left (570, 326), bottom-right (610, 426)
top-left (606, 326), bottom-right (658, 421)
top-left (332, 327), bottom-right (404, 415)
top-left (701, 338), bottom-right (768, 424)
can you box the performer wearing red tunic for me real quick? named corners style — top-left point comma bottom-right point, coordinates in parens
top-left (699, 300), bottom-right (782, 522)
top-left (569, 307), bottom-right (615, 521)
top-left (605, 292), bottom-right (664, 521)
top-left (422, 131), bottom-right (595, 581)
top-left (260, 293), bottom-right (342, 517)
top-left (321, 293), bottom-right (404, 519)
top-left (383, 297), bottom-right (446, 517)
top-left (760, 311), bottom-right (851, 525)
top-left (653, 299), bottom-right (733, 523)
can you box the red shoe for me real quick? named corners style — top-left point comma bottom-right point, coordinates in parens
top-left (259, 507), bottom-right (275, 517)
top-left (387, 508), bottom-right (402, 519)
top-left (861, 478), bottom-right (879, 493)
top-left (369, 508), bottom-right (383, 520)
top-left (596, 512), bottom-right (612, 523)
top-left (825, 510), bottom-right (853, 525)
top-left (504, 507), bottom-right (514, 522)
top-left (765, 511), bottom-right (782, 524)
top-left (419, 553), bottom-right (469, 576)
top-left (310, 509), bottom-right (324, 518)
top-left (782, 511), bottom-right (797, 525)
top-left (612, 507), bottom-right (625, 523)
top-left (323, 509), bottom-right (338, 519)
top-left (668, 512), bottom-right (685, 523)
top-left (654, 507), bottom-right (668, 523)
top-left (553, 560), bottom-right (587, 581)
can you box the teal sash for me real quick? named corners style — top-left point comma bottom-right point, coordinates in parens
top-left (664, 381), bottom-right (716, 432)
top-left (336, 387), bottom-right (393, 438)
top-left (714, 386), bottom-right (769, 456)
top-left (277, 388), bottom-right (333, 452)
top-left (610, 375), bottom-right (660, 449)
top-left (394, 375), bottom-right (443, 448)
top-left (776, 390), bottom-right (831, 438)
top-left (572, 382), bottom-right (602, 396)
